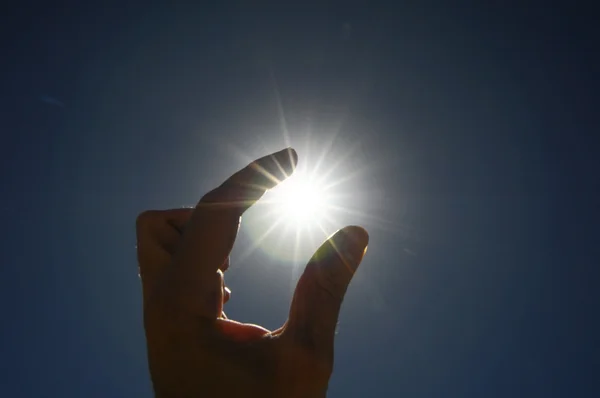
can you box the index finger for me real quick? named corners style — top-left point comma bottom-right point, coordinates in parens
top-left (171, 147), bottom-right (297, 317)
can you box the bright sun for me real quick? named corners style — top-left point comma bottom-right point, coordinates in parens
top-left (237, 146), bottom-right (371, 264)
top-left (269, 171), bottom-right (330, 229)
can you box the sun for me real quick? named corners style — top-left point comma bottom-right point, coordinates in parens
top-left (235, 142), bottom-right (375, 264)
top-left (269, 171), bottom-right (330, 230)
top-left (238, 154), bottom-right (347, 263)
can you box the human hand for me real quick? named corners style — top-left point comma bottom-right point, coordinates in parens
top-left (136, 148), bottom-right (369, 398)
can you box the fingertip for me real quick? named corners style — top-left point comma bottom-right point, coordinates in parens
top-left (323, 225), bottom-right (369, 272)
top-left (338, 225), bottom-right (369, 249)
top-left (284, 225), bottom-right (369, 352)
top-left (287, 147), bottom-right (298, 168)
top-left (271, 147), bottom-right (298, 177)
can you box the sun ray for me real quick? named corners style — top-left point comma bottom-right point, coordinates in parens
top-left (249, 162), bottom-right (285, 186)
top-left (273, 215), bottom-right (292, 250)
top-left (239, 133), bottom-right (382, 263)
top-left (312, 129), bottom-right (343, 180)
top-left (326, 204), bottom-right (399, 233)
top-left (319, 214), bottom-right (339, 235)
top-left (321, 164), bottom-right (372, 191)
top-left (319, 229), bottom-right (355, 275)
top-left (269, 66), bottom-right (291, 149)
top-left (317, 141), bottom-right (363, 183)
top-left (293, 227), bottom-right (302, 263)
top-left (249, 203), bottom-right (285, 221)
top-left (271, 152), bottom-right (295, 181)
top-left (316, 221), bottom-right (331, 241)
top-left (237, 216), bottom-right (286, 264)
top-left (226, 146), bottom-right (289, 186)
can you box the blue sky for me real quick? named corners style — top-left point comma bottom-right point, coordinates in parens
top-left (1, 2), bottom-right (598, 397)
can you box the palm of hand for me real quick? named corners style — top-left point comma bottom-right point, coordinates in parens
top-left (136, 149), bottom-right (369, 398)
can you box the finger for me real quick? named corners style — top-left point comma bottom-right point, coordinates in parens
top-left (136, 208), bottom-right (193, 298)
top-left (285, 226), bottom-right (369, 357)
top-left (171, 147), bottom-right (298, 318)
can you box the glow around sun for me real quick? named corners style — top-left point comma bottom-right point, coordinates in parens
top-left (239, 152), bottom-right (355, 263)
top-left (235, 139), bottom-right (377, 265)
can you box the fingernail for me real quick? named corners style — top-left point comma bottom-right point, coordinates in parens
top-left (270, 147), bottom-right (298, 174)
top-left (314, 226), bottom-right (369, 271)
top-left (287, 147), bottom-right (299, 167)
top-left (276, 147), bottom-right (298, 164)
top-left (335, 226), bottom-right (369, 271)
top-left (224, 286), bottom-right (231, 296)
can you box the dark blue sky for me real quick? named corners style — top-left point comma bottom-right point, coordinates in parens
top-left (1, 2), bottom-right (598, 397)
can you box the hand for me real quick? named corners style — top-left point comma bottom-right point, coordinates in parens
top-left (136, 148), bottom-right (369, 398)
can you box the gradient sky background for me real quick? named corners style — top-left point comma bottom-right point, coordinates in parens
top-left (1, 2), bottom-right (599, 397)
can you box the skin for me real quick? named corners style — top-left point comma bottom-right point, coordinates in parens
top-left (136, 147), bottom-right (369, 398)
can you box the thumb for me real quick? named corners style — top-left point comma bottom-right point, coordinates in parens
top-left (285, 226), bottom-right (369, 355)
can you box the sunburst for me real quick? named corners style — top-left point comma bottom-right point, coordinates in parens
top-left (227, 69), bottom-right (386, 265)
top-left (231, 142), bottom-right (370, 266)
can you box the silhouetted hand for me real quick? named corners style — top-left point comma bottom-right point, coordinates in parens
top-left (136, 148), bottom-right (369, 398)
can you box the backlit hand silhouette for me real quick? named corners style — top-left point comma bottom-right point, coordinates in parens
top-left (136, 148), bottom-right (369, 398)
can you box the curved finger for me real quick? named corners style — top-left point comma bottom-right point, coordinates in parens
top-left (171, 147), bottom-right (298, 318)
top-left (284, 226), bottom-right (369, 359)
